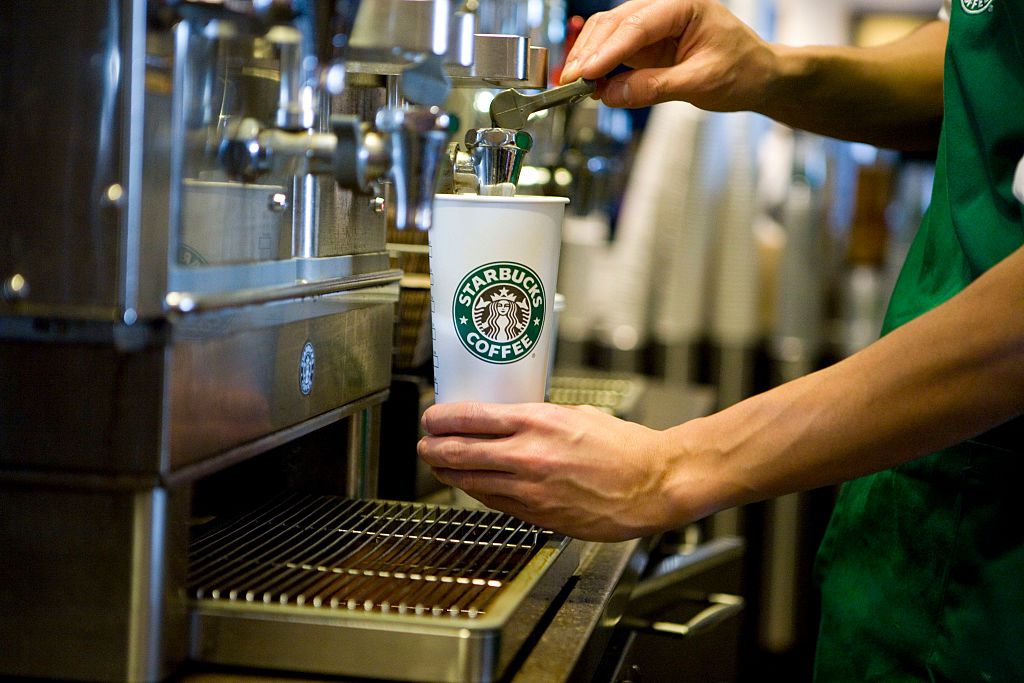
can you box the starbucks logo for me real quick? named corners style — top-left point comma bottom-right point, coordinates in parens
top-left (299, 341), bottom-right (315, 396)
top-left (178, 244), bottom-right (208, 266)
top-left (453, 261), bottom-right (545, 364)
top-left (961, 0), bottom-right (993, 13)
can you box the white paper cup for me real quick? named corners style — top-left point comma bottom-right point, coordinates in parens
top-left (429, 194), bottom-right (568, 405)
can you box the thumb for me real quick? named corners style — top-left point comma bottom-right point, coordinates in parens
top-left (599, 66), bottom-right (682, 108)
top-left (600, 63), bottom-right (714, 109)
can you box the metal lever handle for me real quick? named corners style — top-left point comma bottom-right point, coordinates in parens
top-left (489, 77), bottom-right (596, 129)
top-left (619, 592), bottom-right (744, 639)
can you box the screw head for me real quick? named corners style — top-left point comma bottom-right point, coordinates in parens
top-left (268, 192), bottom-right (289, 212)
top-left (102, 183), bottom-right (124, 207)
top-left (2, 273), bottom-right (28, 301)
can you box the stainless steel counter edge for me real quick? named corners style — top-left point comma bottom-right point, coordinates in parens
top-left (509, 536), bottom-right (748, 682)
top-left (509, 537), bottom-right (649, 683)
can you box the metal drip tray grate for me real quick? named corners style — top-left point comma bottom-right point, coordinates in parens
top-left (188, 494), bottom-right (578, 682)
top-left (189, 495), bottom-right (545, 617)
top-left (549, 373), bottom-right (645, 417)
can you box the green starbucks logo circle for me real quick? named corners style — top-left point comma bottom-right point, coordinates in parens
top-left (453, 261), bottom-right (545, 364)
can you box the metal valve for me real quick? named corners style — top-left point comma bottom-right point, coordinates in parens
top-left (463, 127), bottom-right (533, 196)
top-left (375, 107), bottom-right (458, 229)
top-left (219, 106), bottom-right (458, 230)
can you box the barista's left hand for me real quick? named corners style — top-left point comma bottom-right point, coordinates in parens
top-left (417, 402), bottom-right (692, 541)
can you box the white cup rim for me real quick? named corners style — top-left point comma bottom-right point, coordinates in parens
top-left (434, 193), bottom-right (570, 205)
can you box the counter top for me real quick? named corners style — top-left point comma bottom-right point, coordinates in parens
top-left (509, 538), bottom-right (647, 683)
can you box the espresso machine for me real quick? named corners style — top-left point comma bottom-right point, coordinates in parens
top-left (0, 2), bottom-right (587, 681)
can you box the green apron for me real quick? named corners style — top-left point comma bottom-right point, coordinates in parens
top-left (813, 1), bottom-right (1024, 680)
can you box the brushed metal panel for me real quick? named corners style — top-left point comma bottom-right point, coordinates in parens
top-left (318, 180), bottom-right (388, 258)
top-left (0, 0), bottom-right (128, 316)
top-left (319, 84), bottom-right (389, 258)
top-left (0, 338), bottom-right (166, 474)
top-left (168, 297), bottom-right (395, 469)
top-left (0, 486), bottom-right (188, 682)
top-left (0, 289), bottom-right (396, 475)
top-left (137, 30), bottom-right (176, 320)
top-left (180, 180), bottom-right (291, 265)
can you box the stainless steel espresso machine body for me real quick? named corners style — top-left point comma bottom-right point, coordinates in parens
top-left (0, 2), bottom-right (576, 682)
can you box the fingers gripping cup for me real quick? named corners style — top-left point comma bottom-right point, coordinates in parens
top-left (429, 194), bottom-right (568, 404)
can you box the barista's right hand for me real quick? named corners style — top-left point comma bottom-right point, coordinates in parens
top-left (559, 0), bottom-right (777, 112)
top-left (417, 401), bottom-right (708, 542)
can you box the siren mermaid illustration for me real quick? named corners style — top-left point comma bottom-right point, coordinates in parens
top-left (474, 286), bottom-right (530, 342)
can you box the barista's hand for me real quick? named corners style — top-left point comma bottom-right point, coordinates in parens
top-left (560, 0), bottom-right (775, 111)
top-left (418, 401), bottom-right (692, 542)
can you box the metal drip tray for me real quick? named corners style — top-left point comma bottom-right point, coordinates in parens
top-left (549, 373), bottom-right (645, 417)
top-left (188, 495), bottom-right (579, 682)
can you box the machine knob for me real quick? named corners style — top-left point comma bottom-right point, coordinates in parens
top-left (218, 118), bottom-right (270, 183)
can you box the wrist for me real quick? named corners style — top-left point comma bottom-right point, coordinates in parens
top-left (758, 43), bottom-right (814, 118)
top-left (657, 417), bottom-right (737, 527)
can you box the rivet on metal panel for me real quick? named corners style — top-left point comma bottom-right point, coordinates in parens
top-left (2, 273), bottom-right (29, 300)
top-left (102, 183), bottom-right (124, 206)
top-left (268, 191), bottom-right (289, 212)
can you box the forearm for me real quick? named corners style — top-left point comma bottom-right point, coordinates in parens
top-left (760, 21), bottom-right (947, 150)
top-left (668, 244), bottom-right (1024, 522)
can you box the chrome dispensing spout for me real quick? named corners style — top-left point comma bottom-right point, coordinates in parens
top-left (375, 107), bottom-right (458, 230)
top-left (437, 78), bottom-right (593, 197)
top-left (463, 128), bottom-right (533, 196)
top-left (331, 107), bottom-right (459, 230)
top-left (439, 128), bottom-right (534, 196)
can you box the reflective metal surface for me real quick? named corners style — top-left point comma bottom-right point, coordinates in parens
top-left (349, 0), bottom-right (451, 58)
top-left (181, 180), bottom-right (291, 264)
top-left (167, 254), bottom-right (394, 308)
top-left (468, 33), bottom-right (529, 81)
top-left (0, 334), bottom-right (166, 474)
top-left (167, 291), bottom-right (397, 469)
top-left (0, 485), bottom-right (189, 682)
top-left (489, 77), bottom-right (595, 130)
top-left (465, 127), bottom-right (534, 194)
top-left (444, 33), bottom-right (548, 88)
top-left (0, 0), bottom-right (137, 318)
top-left (0, 288), bottom-right (396, 476)
top-left (189, 495), bottom-right (579, 682)
top-left (0, 2), bottom-right (560, 681)
top-left (448, 34), bottom-right (548, 88)
top-left (189, 496), bottom-right (547, 613)
top-left (0, 0), bottom-right (461, 321)
top-left (345, 403), bottom-right (382, 498)
top-left (377, 106), bottom-right (457, 229)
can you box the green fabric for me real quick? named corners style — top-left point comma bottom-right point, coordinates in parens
top-left (813, 2), bottom-right (1024, 681)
